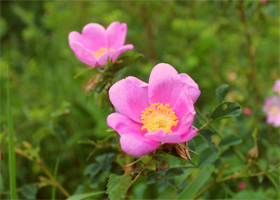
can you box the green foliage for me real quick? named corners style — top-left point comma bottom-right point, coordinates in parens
top-left (199, 129), bottom-right (219, 152)
top-left (210, 102), bottom-right (242, 122)
top-left (216, 84), bottom-right (230, 104)
top-left (198, 148), bottom-right (220, 167)
top-left (67, 191), bottom-right (106, 200)
top-left (107, 174), bottom-right (132, 200)
top-left (21, 184), bottom-right (38, 199)
top-left (176, 165), bottom-right (214, 199)
top-left (219, 134), bottom-right (243, 148)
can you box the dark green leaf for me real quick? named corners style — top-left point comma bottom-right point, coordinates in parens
top-left (265, 171), bottom-right (279, 190)
top-left (164, 168), bottom-right (184, 179)
top-left (257, 175), bottom-right (264, 183)
top-left (147, 172), bottom-right (160, 184)
top-left (221, 149), bottom-right (235, 159)
top-left (176, 165), bottom-right (214, 199)
top-left (188, 139), bottom-right (196, 158)
top-left (21, 184), bottom-right (38, 199)
top-left (84, 163), bottom-right (102, 178)
top-left (107, 174), bottom-right (132, 200)
top-left (219, 135), bottom-right (242, 147)
top-left (198, 148), bottom-right (219, 167)
top-left (193, 115), bottom-right (200, 128)
top-left (214, 159), bottom-right (222, 168)
top-left (67, 191), bottom-right (106, 200)
top-left (216, 84), bottom-right (229, 104)
top-left (199, 129), bottom-right (219, 152)
top-left (209, 102), bottom-right (242, 122)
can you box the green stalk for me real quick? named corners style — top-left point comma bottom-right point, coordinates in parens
top-left (7, 67), bottom-right (17, 199)
top-left (52, 158), bottom-right (60, 200)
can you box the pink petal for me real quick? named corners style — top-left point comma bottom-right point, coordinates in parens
top-left (172, 91), bottom-right (196, 134)
top-left (69, 42), bottom-right (96, 66)
top-left (120, 133), bottom-right (159, 157)
top-left (111, 44), bottom-right (134, 62)
top-left (107, 113), bottom-right (145, 136)
top-left (109, 76), bottom-right (149, 123)
top-left (94, 51), bottom-right (116, 67)
top-left (69, 31), bottom-right (84, 45)
top-left (179, 73), bottom-right (201, 103)
top-left (107, 22), bottom-right (127, 50)
top-left (82, 23), bottom-right (108, 51)
top-left (148, 63), bottom-right (188, 108)
top-left (145, 127), bottom-right (198, 143)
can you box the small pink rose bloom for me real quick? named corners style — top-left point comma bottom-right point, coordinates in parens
top-left (263, 95), bottom-right (280, 127)
top-left (243, 107), bottom-right (252, 116)
top-left (272, 80), bottom-right (280, 95)
top-left (238, 182), bottom-right (247, 190)
top-left (261, 0), bottom-right (266, 3)
top-left (107, 63), bottom-right (201, 157)
top-left (69, 21), bottom-right (133, 67)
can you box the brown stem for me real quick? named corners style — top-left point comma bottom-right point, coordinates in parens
top-left (37, 159), bottom-right (70, 198)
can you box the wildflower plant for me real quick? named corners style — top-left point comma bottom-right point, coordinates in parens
top-left (2, 2), bottom-right (280, 199)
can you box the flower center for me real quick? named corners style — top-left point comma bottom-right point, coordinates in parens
top-left (92, 47), bottom-right (115, 58)
top-left (141, 103), bottom-right (178, 134)
top-left (269, 106), bottom-right (279, 116)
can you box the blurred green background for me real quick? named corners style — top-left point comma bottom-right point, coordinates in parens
top-left (1, 0), bottom-right (279, 199)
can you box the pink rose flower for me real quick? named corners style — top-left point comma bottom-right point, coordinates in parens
top-left (107, 63), bottom-right (201, 157)
top-left (243, 107), bottom-right (252, 116)
top-left (69, 21), bottom-right (133, 67)
top-left (261, 0), bottom-right (266, 3)
top-left (263, 95), bottom-right (280, 127)
top-left (272, 80), bottom-right (280, 95)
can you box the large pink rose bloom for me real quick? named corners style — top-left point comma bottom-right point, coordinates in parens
top-left (263, 95), bottom-right (280, 127)
top-left (69, 21), bottom-right (133, 67)
top-left (107, 63), bottom-right (201, 157)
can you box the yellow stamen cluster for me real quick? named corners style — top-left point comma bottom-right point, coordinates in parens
top-left (141, 103), bottom-right (179, 134)
top-left (92, 47), bottom-right (115, 58)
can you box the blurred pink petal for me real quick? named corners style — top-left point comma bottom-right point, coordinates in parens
top-left (107, 22), bottom-right (127, 50)
top-left (272, 80), bottom-right (280, 95)
top-left (243, 107), bottom-right (252, 116)
top-left (263, 95), bottom-right (280, 127)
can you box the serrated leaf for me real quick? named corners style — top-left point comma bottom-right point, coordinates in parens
top-left (21, 184), bottom-right (38, 199)
top-left (198, 148), bottom-right (219, 167)
top-left (209, 102), bottom-right (242, 122)
top-left (146, 172), bottom-right (160, 184)
top-left (216, 84), bottom-right (229, 104)
top-left (219, 135), bottom-right (242, 147)
top-left (107, 174), bottom-right (132, 200)
top-left (176, 165), bottom-right (214, 199)
top-left (199, 129), bottom-right (219, 152)
top-left (67, 191), bottom-right (106, 200)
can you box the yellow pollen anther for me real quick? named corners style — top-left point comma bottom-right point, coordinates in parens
top-left (92, 47), bottom-right (115, 58)
top-left (141, 103), bottom-right (179, 134)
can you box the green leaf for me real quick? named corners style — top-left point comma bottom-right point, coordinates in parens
top-left (7, 66), bottom-right (17, 199)
top-left (21, 184), bottom-right (38, 199)
top-left (67, 191), bottom-right (106, 200)
top-left (77, 138), bottom-right (96, 146)
top-left (265, 171), bottom-right (279, 190)
top-left (84, 163), bottom-right (102, 178)
top-left (198, 148), bottom-right (219, 167)
top-left (107, 174), bottom-right (132, 200)
top-left (176, 165), bottom-right (214, 199)
top-left (146, 172), bottom-right (160, 184)
top-left (257, 175), bottom-right (264, 183)
top-left (199, 129), bottom-right (219, 152)
top-left (158, 168), bottom-right (197, 199)
top-left (209, 102), bottom-right (242, 122)
top-left (219, 134), bottom-right (242, 147)
top-left (112, 54), bottom-right (143, 73)
top-left (216, 84), bottom-right (229, 104)
top-left (188, 139), bottom-right (196, 158)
